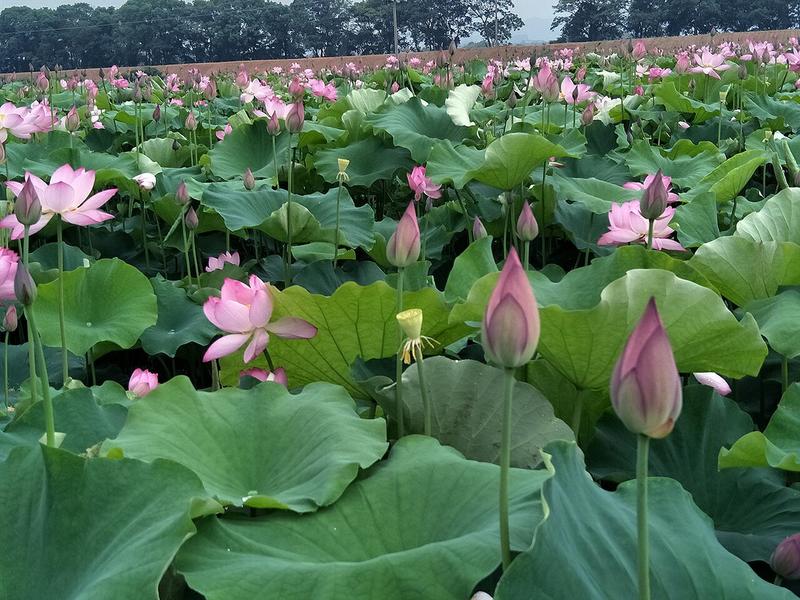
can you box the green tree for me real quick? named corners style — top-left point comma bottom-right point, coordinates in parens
top-left (551, 0), bottom-right (625, 41)
top-left (627, 0), bottom-right (665, 38)
top-left (289, 0), bottom-right (354, 57)
top-left (402, 0), bottom-right (473, 50)
top-left (467, 0), bottom-right (524, 46)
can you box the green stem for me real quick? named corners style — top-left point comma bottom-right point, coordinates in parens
top-left (414, 345), bottom-right (432, 436)
top-left (190, 231), bottom-right (202, 287)
top-left (540, 160), bottom-right (548, 267)
top-left (27, 307), bottom-right (54, 447)
top-left (211, 359), bottom-right (220, 391)
top-left (56, 218), bottom-right (69, 384)
top-left (571, 394), bottom-right (583, 438)
top-left (646, 219), bottom-right (654, 250)
top-left (286, 134), bottom-right (294, 286)
top-left (395, 267), bottom-right (405, 439)
top-left (453, 188), bottom-right (472, 243)
top-left (523, 240), bottom-right (530, 271)
top-left (499, 366), bottom-right (515, 570)
top-left (272, 135), bottom-right (279, 189)
top-left (140, 189), bottom-right (150, 270)
top-left (333, 181), bottom-right (343, 267)
top-left (637, 434), bottom-right (651, 600)
top-left (22, 228), bottom-right (37, 405)
top-left (774, 575), bottom-right (784, 587)
top-left (181, 214), bottom-right (193, 286)
top-left (3, 331), bottom-right (8, 410)
top-left (782, 356), bottom-right (789, 394)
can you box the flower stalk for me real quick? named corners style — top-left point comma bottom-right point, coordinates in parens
top-left (637, 433), bottom-right (651, 600)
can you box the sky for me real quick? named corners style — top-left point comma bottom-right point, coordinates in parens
top-left (0, 0), bottom-right (557, 42)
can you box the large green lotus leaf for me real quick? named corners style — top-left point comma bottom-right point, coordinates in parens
top-left (698, 150), bottom-right (765, 204)
top-left (495, 441), bottom-right (792, 600)
top-left (219, 282), bottom-right (471, 397)
top-left (139, 275), bottom-right (217, 357)
top-left (473, 132), bottom-right (571, 191)
top-left (140, 137), bottom-right (191, 168)
top-left (176, 436), bottom-right (549, 600)
top-left (654, 80), bottom-right (721, 123)
top-left (426, 139), bottom-right (486, 189)
top-left (201, 184), bottom-right (375, 249)
top-left (548, 170), bottom-right (641, 213)
top-left (720, 383), bottom-right (800, 472)
top-left (313, 137), bottom-right (414, 187)
top-left (744, 290), bottom-right (800, 358)
top-left (745, 94), bottom-right (800, 133)
top-left (625, 139), bottom-right (724, 188)
top-left (6, 131), bottom-right (83, 179)
top-left (346, 88), bottom-right (387, 114)
top-left (33, 258), bottom-right (157, 356)
top-left (689, 237), bottom-right (800, 306)
top-left (588, 386), bottom-right (800, 562)
top-left (376, 357), bottom-right (573, 467)
top-left (445, 84), bottom-right (481, 126)
top-left (673, 190), bottom-right (721, 247)
top-left (444, 236), bottom-right (498, 303)
top-left (735, 187), bottom-right (800, 243)
top-left (102, 377), bottom-right (387, 511)
top-left (206, 121), bottom-right (290, 180)
top-left (0, 444), bottom-right (219, 600)
top-left (364, 96), bottom-right (468, 162)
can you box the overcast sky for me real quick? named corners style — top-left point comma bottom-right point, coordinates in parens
top-left (0, 0), bottom-right (556, 42)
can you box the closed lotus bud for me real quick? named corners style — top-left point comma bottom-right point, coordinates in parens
top-left (771, 534), bottom-right (800, 580)
top-left (14, 263), bottom-right (36, 306)
top-left (386, 201), bottom-right (420, 268)
top-left (14, 177), bottom-right (42, 226)
top-left (3, 305), bottom-right (17, 332)
top-left (542, 75), bottom-right (560, 103)
top-left (152, 104), bottom-right (161, 122)
top-left (36, 71), bottom-right (49, 92)
top-left (267, 111), bottom-right (281, 136)
top-left (639, 170), bottom-right (669, 220)
top-left (185, 111), bottom-right (197, 131)
top-left (64, 106), bottom-right (79, 132)
top-left (204, 79), bottom-right (217, 101)
top-left (516, 202), bottom-right (539, 241)
top-left (472, 217), bottom-right (488, 240)
top-left (175, 181), bottom-right (190, 205)
top-left (610, 298), bottom-right (682, 439)
top-left (738, 63), bottom-right (748, 80)
top-left (184, 206), bottom-right (199, 231)
top-left (481, 247), bottom-right (539, 368)
top-left (390, 81), bottom-right (400, 94)
top-left (288, 77), bottom-right (305, 100)
top-left (285, 101), bottom-right (304, 134)
top-left (581, 102), bottom-right (596, 126)
top-left (396, 308), bottom-right (423, 340)
top-left (243, 168), bottom-right (256, 190)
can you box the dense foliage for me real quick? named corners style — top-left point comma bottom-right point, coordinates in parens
top-left (3, 37), bottom-right (800, 599)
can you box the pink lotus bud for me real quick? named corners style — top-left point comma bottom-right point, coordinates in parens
top-left (576, 66), bottom-right (587, 81)
top-left (610, 298), bottom-right (682, 439)
top-left (185, 111), bottom-right (197, 131)
top-left (581, 102), bottom-right (596, 126)
top-left (175, 181), bottom-right (190, 205)
top-left (473, 217), bottom-right (488, 240)
top-left (240, 367), bottom-right (288, 386)
top-left (267, 111), bottom-right (281, 136)
top-left (14, 177), bottom-right (42, 227)
top-left (386, 201), bottom-right (420, 268)
top-left (390, 81), bottom-right (400, 94)
top-left (235, 68), bottom-right (249, 89)
top-left (184, 206), bottom-right (199, 231)
top-left (204, 79), bottom-right (217, 101)
top-left (516, 202), bottom-right (539, 241)
top-left (675, 53), bottom-right (690, 74)
top-left (243, 168), bottom-right (256, 190)
top-left (634, 85), bottom-right (644, 96)
top-left (481, 247), bottom-right (539, 368)
top-left (771, 534), bottom-right (800, 580)
top-left (285, 101), bottom-right (304, 134)
top-left (692, 372), bottom-right (731, 396)
top-left (542, 74), bottom-right (560, 103)
top-left (64, 106), bottom-right (80, 132)
top-left (639, 170), bottom-right (669, 221)
top-left (14, 263), bottom-right (36, 306)
top-left (288, 77), bottom-right (305, 100)
top-left (152, 104), bottom-right (161, 122)
top-left (3, 306), bottom-right (17, 332)
top-left (128, 368), bottom-right (159, 397)
top-left (632, 40), bottom-right (647, 61)
top-left (36, 71), bottom-right (49, 92)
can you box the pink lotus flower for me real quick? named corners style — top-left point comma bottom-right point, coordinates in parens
top-left (0, 248), bottom-right (19, 301)
top-left (216, 123), bottom-right (233, 141)
top-left (240, 79), bottom-right (275, 104)
top-left (611, 298), bottom-right (682, 439)
top-left (133, 173), bottom-right (156, 191)
top-left (771, 534), bottom-right (800, 580)
top-left (1, 165), bottom-right (117, 239)
top-left (240, 367), bottom-right (288, 386)
top-left (693, 372), bottom-right (731, 396)
top-left (674, 53), bottom-right (691, 74)
top-left (202, 275), bottom-right (317, 363)
top-left (632, 40), bottom-right (647, 61)
top-left (597, 201), bottom-right (685, 252)
top-left (308, 78), bottom-right (338, 102)
top-left (481, 247), bottom-right (539, 368)
top-left (386, 201), bottom-right (420, 268)
top-left (205, 251), bottom-right (240, 272)
top-left (691, 51), bottom-right (731, 79)
top-left (624, 173), bottom-right (680, 205)
top-left (560, 76), bottom-right (595, 105)
top-left (128, 368), bottom-right (159, 397)
top-left (407, 165), bottom-right (441, 203)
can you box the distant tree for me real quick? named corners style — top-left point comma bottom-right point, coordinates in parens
top-left (350, 0), bottom-right (398, 55)
top-left (627, 0), bottom-right (665, 38)
top-left (552, 0), bottom-right (626, 41)
top-left (402, 0), bottom-right (473, 50)
top-left (467, 0), bottom-right (524, 46)
top-left (289, 0), bottom-right (354, 56)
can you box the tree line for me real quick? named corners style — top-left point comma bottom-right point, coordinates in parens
top-left (553, 0), bottom-right (800, 42)
top-left (0, 0), bottom-right (523, 72)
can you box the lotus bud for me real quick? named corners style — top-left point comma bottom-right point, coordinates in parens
top-left (285, 101), bottom-right (304, 134)
top-left (675, 53), bottom-right (690, 74)
top-left (610, 298), bottom-right (682, 439)
top-left (738, 63), bottom-right (748, 80)
top-left (14, 177), bottom-right (42, 226)
top-left (288, 77), bottom-right (305, 100)
top-left (267, 111), bottom-right (281, 136)
top-left (184, 206), bottom-right (199, 231)
top-left (771, 534), bottom-right (800, 580)
top-left (516, 202), bottom-right (539, 241)
top-left (128, 368), bottom-right (159, 398)
top-left (235, 68), bottom-right (249, 89)
top-left (639, 170), bottom-right (669, 221)
top-left (133, 86), bottom-right (143, 103)
top-left (14, 263), bottom-right (36, 306)
top-left (243, 168), bottom-right (256, 190)
top-left (204, 79), bottom-right (217, 101)
top-left (98, 67), bottom-right (105, 80)
top-left (386, 201), bottom-right (420, 268)
top-left (481, 247), bottom-right (540, 368)
top-left (3, 306), bottom-right (17, 332)
top-left (581, 102), bottom-right (596, 126)
top-left (396, 308), bottom-right (423, 340)
top-left (185, 111), bottom-right (197, 131)
top-left (36, 71), bottom-right (49, 93)
top-left (64, 106), bottom-right (80, 132)
top-left (390, 81), bottom-right (400, 94)
top-left (472, 217), bottom-right (488, 240)
top-left (152, 104), bottom-right (161, 122)
top-left (175, 181), bottom-right (190, 205)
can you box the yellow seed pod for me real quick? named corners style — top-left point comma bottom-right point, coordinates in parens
top-left (396, 308), bottom-right (423, 341)
top-left (337, 158), bottom-right (350, 173)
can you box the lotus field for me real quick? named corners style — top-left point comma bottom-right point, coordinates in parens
top-left (7, 37), bottom-right (800, 599)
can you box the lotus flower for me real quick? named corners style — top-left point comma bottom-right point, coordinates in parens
top-left (240, 367), bottom-right (288, 386)
top-left (308, 78), bottom-right (338, 102)
top-left (0, 248), bottom-right (19, 301)
top-left (407, 165), bottom-right (442, 203)
top-left (691, 51), bottom-right (731, 79)
top-left (638, 170), bottom-right (670, 220)
top-left (598, 201), bottom-right (685, 252)
top-left (133, 173), bottom-right (156, 191)
top-left (771, 534), bottom-right (800, 580)
top-left (1, 165), bottom-right (117, 239)
top-left (386, 201), bottom-right (420, 268)
top-left (516, 202), bottom-right (539, 241)
top-left (473, 217), bottom-right (488, 240)
top-left (202, 275), bottom-right (317, 363)
top-left (632, 40), bottom-right (647, 61)
top-left (624, 173), bottom-right (680, 205)
top-left (692, 372), bottom-right (731, 395)
top-left (128, 368), bottom-right (159, 397)
top-left (215, 123), bottom-right (233, 141)
top-left (531, 62), bottom-right (560, 103)
top-left (3, 306), bottom-right (17, 332)
top-left (481, 248), bottom-right (540, 368)
top-left (611, 298), bottom-right (682, 439)
top-left (561, 76), bottom-right (595, 105)
top-left (206, 251), bottom-right (240, 272)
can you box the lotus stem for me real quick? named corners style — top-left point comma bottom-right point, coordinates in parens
top-left (3, 330), bottom-right (8, 410)
top-left (140, 189), bottom-right (150, 270)
top-left (27, 306), bottom-right (54, 447)
top-left (637, 433), bottom-right (651, 600)
top-left (646, 219), bottom-right (654, 250)
top-left (56, 218), bottom-right (69, 385)
top-left (190, 231), bottom-right (202, 288)
top-left (23, 227), bottom-right (37, 405)
top-left (414, 346), bottom-right (432, 436)
top-left (333, 180), bottom-right (343, 267)
top-left (272, 135), bottom-right (279, 189)
top-left (782, 356), bottom-right (789, 394)
top-left (181, 211), bottom-right (193, 286)
top-left (395, 266), bottom-right (405, 439)
top-left (286, 133), bottom-right (294, 286)
top-left (499, 366), bottom-right (514, 570)
top-left (453, 188), bottom-right (471, 243)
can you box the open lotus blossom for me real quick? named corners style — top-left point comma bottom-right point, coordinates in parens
top-left (240, 367), bottom-right (288, 386)
top-left (1, 165), bottom-right (117, 239)
top-left (693, 372), bottom-right (731, 396)
top-left (202, 275), bottom-right (317, 363)
top-left (407, 165), bottom-right (442, 204)
top-left (0, 248), bottom-right (19, 301)
top-left (308, 78), bottom-right (338, 102)
top-left (206, 251), bottom-right (240, 272)
top-left (624, 173), bottom-right (680, 205)
top-left (598, 201), bottom-right (685, 252)
top-left (128, 368), bottom-right (159, 397)
top-left (133, 173), bottom-right (156, 190)
top-left (560, 76), bottom-right (594, 105)
top-left (691, 51), bottom-right (731, 79)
